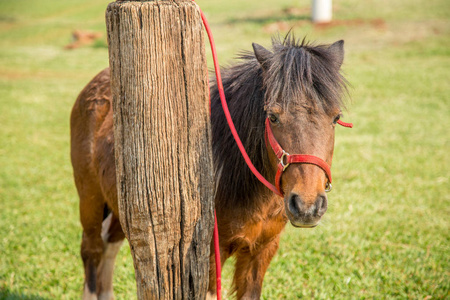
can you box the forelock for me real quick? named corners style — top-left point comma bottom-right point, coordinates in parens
top-left (263, 35), bottom-right (348, 113)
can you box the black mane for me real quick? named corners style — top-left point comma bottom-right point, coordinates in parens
top-left (211, 36), bottom-right (347, 209)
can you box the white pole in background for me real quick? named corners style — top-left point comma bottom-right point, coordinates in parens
top-left (312, 0), bottom-right (332, 24)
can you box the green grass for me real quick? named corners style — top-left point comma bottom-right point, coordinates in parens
top-left (0, 0), bottom-right (449, 299)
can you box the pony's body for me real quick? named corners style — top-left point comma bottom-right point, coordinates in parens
top-left (71, 37), bottom-right (347, 299)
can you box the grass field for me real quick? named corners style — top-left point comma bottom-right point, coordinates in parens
top-left (0, 0), bottom-right (449, 299)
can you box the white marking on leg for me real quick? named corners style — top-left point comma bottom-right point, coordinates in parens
top-left (97, 240), bottom-right (123, 300)
top-left (83, 283), bottom-right (98, 300)
top-left (98, 291), bottom-right (114, 300)
top-left (101, 213), bottom-right (113, 243)
top-left (206, 291), bottom-right (218, 300)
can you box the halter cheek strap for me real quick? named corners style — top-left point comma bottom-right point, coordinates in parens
top-left (265, 118), bottom-right (332, 196)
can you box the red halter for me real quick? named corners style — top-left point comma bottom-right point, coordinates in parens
top-left (265, 118), bottom-right (333, 196)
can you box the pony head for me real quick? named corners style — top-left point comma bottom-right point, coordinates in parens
top-left (253, 36), bottom-right (347, 228)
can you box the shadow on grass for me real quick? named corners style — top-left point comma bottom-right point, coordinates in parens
top-left (0, 289), bottom-right (48, 300)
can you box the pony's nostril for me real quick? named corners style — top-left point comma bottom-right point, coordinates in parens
top-left (316, 195), bottom-right (328, 217)
top-left (288, 193), bottom-right (303, 216)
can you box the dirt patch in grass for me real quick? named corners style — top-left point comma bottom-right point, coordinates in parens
top-left (314, 18), bottom-right (387, 30)
top-left (263, 17), bottom-right (387, 33)
top-left (64, 30), bottom-right (102, 50)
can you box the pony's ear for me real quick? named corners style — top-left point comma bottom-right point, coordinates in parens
top-left (252, 43), bottom-right (272, 69)
top-left (328, 40), bottom-right (344, 69)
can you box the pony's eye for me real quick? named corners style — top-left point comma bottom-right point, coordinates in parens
top-left (268, 114), bottom-right (279, 124)
top-left (333, 114), bottom-right (341, 125)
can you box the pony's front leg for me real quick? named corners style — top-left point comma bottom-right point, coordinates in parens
top-left (232, 235), bottom-right (281, 300)
top-left (207, 242), bottom-right (230, 300)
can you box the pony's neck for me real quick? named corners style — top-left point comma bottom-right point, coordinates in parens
top-left (211, 59), bottom-right (274, 210)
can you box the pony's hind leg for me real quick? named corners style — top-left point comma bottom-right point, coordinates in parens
top-left (79, 190), bottom-right (107, 300)
top-left (96, 212), bottom-right (125, 300)
top-left (81, 231), bottom-right (103, 299)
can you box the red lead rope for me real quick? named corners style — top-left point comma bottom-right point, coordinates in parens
top-left (196, 3), bottom-right (352, 299)
top-left (200, 11), bottom-right (280, 300)
top-left (199, 12), bottom-right (282, 198)
top-left (198, 9), bottom-right (224, 300)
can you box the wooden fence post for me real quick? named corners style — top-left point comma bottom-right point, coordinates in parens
top-left (106, 0), bottom-right (214, 298)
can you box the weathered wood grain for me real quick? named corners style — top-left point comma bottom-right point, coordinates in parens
top-left (106, 1), bottom-right (214, 298)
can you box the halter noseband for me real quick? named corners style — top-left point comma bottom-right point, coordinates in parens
top-left (265, 118), bottom-right (332, 196)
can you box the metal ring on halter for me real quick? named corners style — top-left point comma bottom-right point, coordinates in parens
top-left (280, 151), bottom-right (290, 171)
top-left (325, 181), bottom-right (332, 193)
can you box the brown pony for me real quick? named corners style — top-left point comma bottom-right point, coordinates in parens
top-left (70, 36), bottom-right (347, 299)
